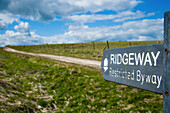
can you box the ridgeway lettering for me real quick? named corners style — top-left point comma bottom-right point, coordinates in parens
top-left (110, 51), bottom-right (160, 66)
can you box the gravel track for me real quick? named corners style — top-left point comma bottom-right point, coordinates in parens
top-left (3, 47), bottom-right (101, 68)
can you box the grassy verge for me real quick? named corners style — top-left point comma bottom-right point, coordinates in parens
top-left (9, 40), bottom-right (163, 61)
top-left (0, 49), bottom-right (163, 112)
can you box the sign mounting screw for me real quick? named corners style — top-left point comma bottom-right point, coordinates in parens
top-left (165, 91), bottom-right (169, 96)
top-left (165, 49), bottom-right (168, 54)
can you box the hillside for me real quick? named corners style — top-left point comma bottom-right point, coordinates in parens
top-left (9, 40), bottom-right (163, 61)
top-left (0, 41), bottom-right (163, 112)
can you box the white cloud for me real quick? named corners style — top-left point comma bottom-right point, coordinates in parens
top-left (62, 10), bottom-right (155, 23)
top-left (0, 0), bottom-right (142, 21)
top-left (0, 30), bottom-right (44, 47)
top-left (0, 22), bottom-right (7, 30)
top-left (0, 13), bottom-right (19, 30)
top-left (113, 10), bottom-right (154, 22)
top-left (55, 18), bottom-right (163, 42)
top-left (0, 21), bottom-right (73, 47)
top-left (14, 22), bottom-right (30, 33)
top-left (65, 0), bottom-right (142, 12)
top-left (0, 22), bottom-right (43, 46)
top-left (0, 18), bottom-right (163, 47)
top-left (0, 13), bottom-right (18, 24)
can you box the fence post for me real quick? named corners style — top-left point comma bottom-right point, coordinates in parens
top-left (57, 44), bottom-right (59, 49)
top-left (163, 11), bottom-right (170, 113)
top-left (129, 42), bottom-right (131, 46)
top-left (64, 44), bottom-right (65, 51)
top-left (92, 41), bottom-right (95, 51)
top-left (72, 44), bottom-right (74, 50)
top-left (82, 43), bottom-right (83, 52)
top-left (106, 41), bottom-right (109, 49)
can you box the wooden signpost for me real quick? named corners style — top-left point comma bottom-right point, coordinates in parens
top-left (101, 11), bottom-right (170, 112)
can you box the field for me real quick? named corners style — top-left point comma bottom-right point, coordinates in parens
top-left (0, 41), bottom-right (163, 112)
top-left (9, 40), bottom-right (163, 61)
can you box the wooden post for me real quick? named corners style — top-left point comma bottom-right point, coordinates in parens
top-left (163, 11), bottom-right (170, 113)
top-left (82, 43), bottom-right (83, 52)
top-left (92, 41), bottom-right (95, 51)
top-left (57, 44), bottom-right (59, 52)
top-left (72, 44), bottom-right (74, 50)
top-left (106, 41), bottom-right (109, 49)
top-left (57, 44), bottom-right (59, 49)
top-left (129, 42), bottom-right (131, 46)
top-left (64, 44), bottom-right (65, 51)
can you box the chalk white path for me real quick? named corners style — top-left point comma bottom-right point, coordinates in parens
top-left (3, 48), bottom-right (101, 68)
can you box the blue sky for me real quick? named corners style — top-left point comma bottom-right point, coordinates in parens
top-left (0, 0), bottom-right (169, 47)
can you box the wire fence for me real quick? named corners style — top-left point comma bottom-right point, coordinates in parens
top-left (11, 40), bottom-right (163, 54)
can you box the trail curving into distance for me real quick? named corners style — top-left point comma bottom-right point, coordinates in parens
top-left (3, 47), bottom-right (101, 68)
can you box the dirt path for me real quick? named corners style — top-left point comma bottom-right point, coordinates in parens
top-left (3, 47), bottom-right (101, 68)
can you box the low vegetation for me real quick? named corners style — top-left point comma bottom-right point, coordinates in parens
top-left (10, 40), bottom-right (163, 61)
top-left (0, 48), bottom-right (163, 112)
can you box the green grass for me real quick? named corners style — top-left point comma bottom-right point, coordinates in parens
top-left (9, 40), bottom-right (163, 61)
top-left (0, 49), bottom-right (163, 112)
